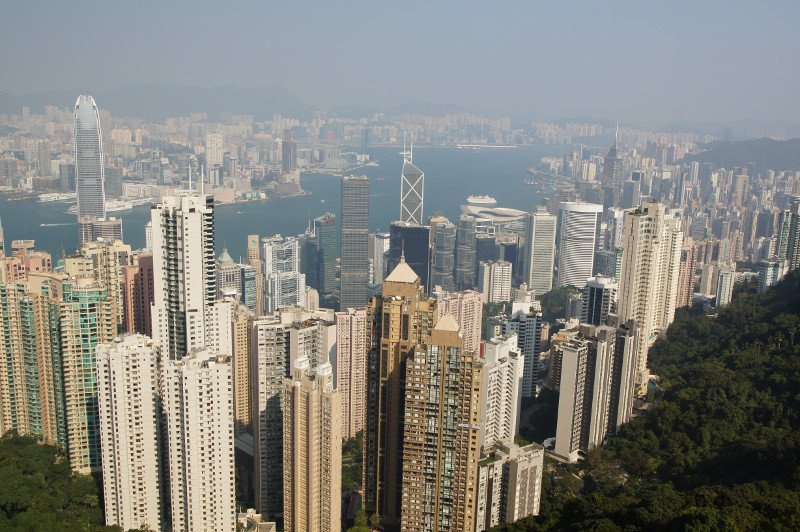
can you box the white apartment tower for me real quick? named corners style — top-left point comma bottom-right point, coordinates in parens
top-left (556, 202), bottom-right (603, 288)
top-left (479, 260), bottom-right (513, 303)
top-left (618, 202), bottom-right (682, 392)
top-left (479, 334), bottom-right (524, 451)
top-left (97, 334), bottom-right (163, 531)
top-left (151, 192), bottom-right (217, 360)
top-left (504, 301), bottom-right (543, 398)
top-left (163, 349), bottom-right (236, 532)
top-left (522, 209), bottom-right (557, 294)
top-left (262, 235), bottom-right (306, 313)
top-left (206, 131), bottom-right (224, 167)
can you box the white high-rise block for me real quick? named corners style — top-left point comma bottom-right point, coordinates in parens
top-left (97, 334), bottom-right (162, 531)
top-left (479, 335), bottom-right (524, 451)
top-left (151, 192), bottom-right (217, 360)
top-left (164, 349), bottom-right (235, 532)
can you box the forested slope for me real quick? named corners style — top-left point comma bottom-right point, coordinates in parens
top-left (495, 270), bottom-right (800, 531)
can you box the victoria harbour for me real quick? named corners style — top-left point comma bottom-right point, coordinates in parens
top-left (0, 145), bottom-right (567, 260)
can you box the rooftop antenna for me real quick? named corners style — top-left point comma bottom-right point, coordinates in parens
top-left (188, 164), bottom-right (192, 191)
top-left (615, 123), bottom-right (619, 146)
top-left (401, 131), bottom-right (411, 164)
top-left (410, 133), bottom-right (413, 163)
top-left (200, 164), bottom-right (205, 195)
top-left (401, 238), bottom-right (406, 262)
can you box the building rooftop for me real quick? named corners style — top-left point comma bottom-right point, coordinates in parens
top-left (385, 259), bottom-right (419, 284)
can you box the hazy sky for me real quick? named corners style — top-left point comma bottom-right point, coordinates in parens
top-left (3, 0), bottom-right (799, 124)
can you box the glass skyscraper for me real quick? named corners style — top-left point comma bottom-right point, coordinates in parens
top-left (74, 95), bottom-right (106, 219)
top-left (340, 176), bottom-right (370, 309)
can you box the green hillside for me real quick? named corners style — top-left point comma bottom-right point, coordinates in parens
top-left (496, 270), bottom-right (800, 531)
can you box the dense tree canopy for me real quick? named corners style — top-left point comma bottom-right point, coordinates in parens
top-left (493, 270), bottom-right (800, 530)
top-left (0, 433), bottom-right (110, 530)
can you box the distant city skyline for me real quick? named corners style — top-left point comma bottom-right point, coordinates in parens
top-left (1, 1), bottom-right (798, 125)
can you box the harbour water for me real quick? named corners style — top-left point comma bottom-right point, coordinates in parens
top-left (0, 145), bottom-right (571, 261)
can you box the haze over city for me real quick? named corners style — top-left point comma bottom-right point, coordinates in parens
top-left (2, 1), bottom-right (799, 125)
top-left (1, 2), bottom-right (800, 531)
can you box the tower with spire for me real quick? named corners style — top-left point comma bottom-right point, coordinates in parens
top-left (400, 133), bottom-right (425, 225)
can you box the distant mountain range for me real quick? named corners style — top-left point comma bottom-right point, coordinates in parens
top-left (0, 85), bottom-right (478, 123)
top-left (686, 137), bottom-right (800, 172)
top-left (0, 84), bottom-right (319, 121)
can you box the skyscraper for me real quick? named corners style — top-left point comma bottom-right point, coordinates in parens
top-left (65, 238), bottom-right (131, 332)
top-left (521, 209), bottom-right (557, 295)
top-left (151, 192), bottom-right (216, 360)
top-left (78, 216), bottom-right (123, 249)
top-left (455, 214), bottom-right (478, 290)
top-left (262, 235), bottom-right (306, 312)
top-left (368, 232), bottom-right (390, 285)
top-left (335, 307), bottom-right (368, 440)
top-left (504, 300), bottom-right (544, 398)
top-left (581, 275), bottom-right (618, 326)
top-left (556, 202), bottom-right (603, 288)
top-left (777, 196), bottom-right (800, 270)
top-left (400, 314), bottom-right (482, 531)
top-left (313, 213), bottom-right (337, 295)
top-left (386, 221), bottom-right (430, 290)
top-left (479, 334), bottom-right (524, 451)
top-left (364, 259), bottom-right (436, 529)
top-left (434, 289), bottom-right (483, 355)
top-left (164, 349), bottom-right (235, 531)
top-left (554, 324), bottom-right (637, 462)
top-left (97, 334), bottom-right (163, 531)
top-left (282, 359), bottom-right (342, 532)
top-left (340, 176), bottom-right (370, 309)
top-left (618, 202), bottom-right (682, 392)
top-left (61, 278), bottom-right (115, 473)
top-left (400, 145), bottom-right (425, 225)
top-left (430, 219), bottom-right (456, 291)
top-left (74, 95), bottom-right (106, 219)
top-left (716, 263), bottom-right (737, 307)
top-left (252, 307), bottom-right (336, 519)
top-left (206, 131), bottom-right (224, 167)
top-left (0, 272), bottom-right (66, 446)
top-left (281, 129), bottom-right (297, 174)
top-left (478, 260), bottom-right (513, 303)
top-left (475, 442), bottom-right (544, 532)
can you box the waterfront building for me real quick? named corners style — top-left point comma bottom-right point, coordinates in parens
top-left (74, 95), bottom-right (106, 219)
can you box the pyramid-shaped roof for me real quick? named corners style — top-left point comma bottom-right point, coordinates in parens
top-left (385, 259), bottom-right (419, 284)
